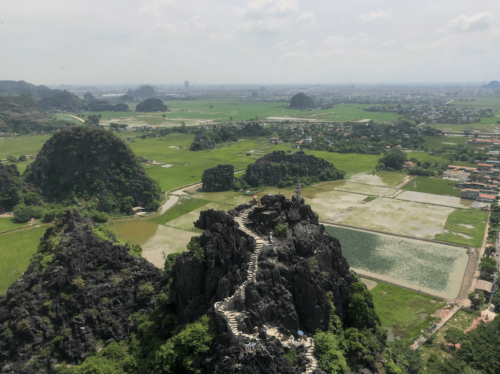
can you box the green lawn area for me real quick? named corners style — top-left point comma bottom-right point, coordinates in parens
top-left (0, 135), bottom-right (50, 160)
top-left (370, 281), bottom-right (445, 342)
top-left (132, 135), bottom-right (287, 191)
top-left (434, 209), bottom-right (488, 247)
top-left (0, 218), bottom-right (29, 233)
top-left (449, 97), bottom-right (500, 109)
top-left (0, 227), bottom-right (46, 294)
top-left (402, 176), bottom-right (460, 197)
top-left (423, 136), bottom-right (469, 151)
top-left (149, 198), bottom-right (209, 225)
top-left (307, 151), bottom-right (379, 176)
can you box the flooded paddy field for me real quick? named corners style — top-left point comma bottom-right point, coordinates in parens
top-left (110, 220), bottom-right (196, 269)
top-left (317, 181), bottom-right (397, 197)
top-left (326, 225), bottom-right (469, 299)
top-left (337, 197), bottom-right (454, 238)
top-left (396, 191), bottom-right (474, 209)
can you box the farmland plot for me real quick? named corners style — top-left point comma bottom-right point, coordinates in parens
top-left (396, 191), bottom-right (473, 209)
top-left (326, 225), bottom-right (468, 299)
top-left (337, 197), bottom-right (454, 238)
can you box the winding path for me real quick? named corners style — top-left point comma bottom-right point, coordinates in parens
top-left (215, 207), bottom-right (319, 373)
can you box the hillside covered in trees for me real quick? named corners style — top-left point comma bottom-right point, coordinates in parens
top-left (190, 123), bottom-right (272, 151)
top-left (245, 150), bottom-right (345, 187)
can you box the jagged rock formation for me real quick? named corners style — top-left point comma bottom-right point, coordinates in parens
top-left (135, 98), bottom-right (167, 112)
top-left (289, 93), bottom-right (314, 110)
top-left (83, 92), bottom-right (95, 102)
top-left (127, 86), bottom-right (156, 99)
top-left (245, 151), bottom-right (345, 187)
top-left (0, 211), bottom-right (168, 373)
top-left (1, 193), bottom-right (388, 373)
top-left (202, 164), bottom-right (234, 191)
top-left (27, 127), bottom-right (161, 208)
top-left (38, 90), bottom-right (85, 112)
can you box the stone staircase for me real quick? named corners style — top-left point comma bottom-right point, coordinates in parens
top-left (214, 207), bottom-right (320, 373)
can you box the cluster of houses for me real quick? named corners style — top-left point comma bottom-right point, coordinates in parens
top-left (446, 162), bottom-right (500, 204)
top-left (364, 104), bottom-right (494, 125)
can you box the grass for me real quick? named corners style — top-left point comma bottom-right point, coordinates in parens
top-left (0, 218), bottom-right (29, 233)
top-left (0, 227), bottom-right (46, 294)
top-left (363, 196), bottom-right (377, 202)
top-left (377, 172), bottom-right (408, 186)
top-left (422, 136), bottom-right (469, 151)
top-left (0, 135), bottom-right (50, 160)
top-left (434, 209), bottom-right (488, 247)
top-left (149, 198), bottom-right (209, 225)
top-left (66, 100), bottom-right (402, 124)
top-left (307, 151), bottom-right (380, 176)
top-left (370, 281), bottom-right (445, 342)
top-left (402, 176), bottom-right (460, 197)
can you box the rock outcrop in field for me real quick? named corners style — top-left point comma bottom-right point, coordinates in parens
top-left (27, 127), bottom-right (161, 209)
top-left (202, 164), bottom-right (234, 191)
top-left (289, 93), bottom-right (315, 110)
top-left (245, 150), bottom-right (345, 187)
top-left (135, 98), bottom-right (167, 112)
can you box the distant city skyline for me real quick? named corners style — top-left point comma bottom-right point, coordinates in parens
top-left (1, 0), bottom-right (499, 85)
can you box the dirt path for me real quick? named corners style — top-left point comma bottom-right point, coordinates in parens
top-left (64, 115), bottom-right (85, 123)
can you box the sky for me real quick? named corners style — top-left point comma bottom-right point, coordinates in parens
top-left (1, 0), bottom-right (499, 85)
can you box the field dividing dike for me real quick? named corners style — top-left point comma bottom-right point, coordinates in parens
top-left (320, 220), bottom-right (471, 250)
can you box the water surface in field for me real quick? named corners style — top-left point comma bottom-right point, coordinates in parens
top-left (110, 220), bottom-right (193, 269)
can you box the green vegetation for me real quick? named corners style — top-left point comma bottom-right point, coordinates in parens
top-left (0, 227), bottom-right (46, 294)
top-left (435, 209), bottom-right (488, 247)
top-left (0, 217), bottom-right (29, 233)
top-left (370, 281), bottom-right (445, 341)
top-left (275, 222), bottom-right (289, 237)
top-left (401, 176), bottom-right (460, 197)
top-left (186, 237), bottom-right (204, 262)
top-left (149, 198), bottom-right (208, 225)
top-left (0, 135), bottom-right (50, 160)
top-left (363, 196), bottom-right (377, 203)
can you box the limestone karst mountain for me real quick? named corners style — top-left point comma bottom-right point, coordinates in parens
top-left (0, 194), bottom-right (398, 373)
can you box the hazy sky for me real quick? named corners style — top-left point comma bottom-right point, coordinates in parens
top-left (1, 0), bottom-right (499, 85)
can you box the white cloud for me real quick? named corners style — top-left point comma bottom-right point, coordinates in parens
top-left (358, 11), bottom-right (389, 23)
top-left (240, 48), bottom-right (255, 57)
top-left (282, 51), bottom-right (308, 58)
top-left (441, 12), bottom-right (493, 32)
top-left (235, 0), bottom-right (298, 19)
top-left (152, 15), bottom-right (206, 38)
top-left (297, 12), bottom-right (315, 23)
top-left (237, 18), bottom-right (289, 34)
top-left (294, 40), bottom-right (307, 47)
top-left (139, 0), bottom-right (177, 16)
top-left (274, 41), bottom-right (288, 50)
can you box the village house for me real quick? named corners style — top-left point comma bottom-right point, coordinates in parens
top-left (269, 137), bottom-right (283, 144)
top-left (478, 163), bottom-right (494, 171)
top-left (460, 189), bottom-right (480, 200)
top-left (403, 161), bottom-right (417, 169)
top-left (478, 194), bottom-right (496, 203)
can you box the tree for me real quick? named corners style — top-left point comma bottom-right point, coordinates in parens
top-left (444, 327), bottom-right (464, 348)
top-left (467, 292), bottom-right (484, 310)
top-left (491, 292), bottom-right (500, 311)
top-left (378, 149), bottom-right (407, 170)
top-left (7, 155), bottom-right (17, 163)
top-left (18, 155), bottom-right (27, 162)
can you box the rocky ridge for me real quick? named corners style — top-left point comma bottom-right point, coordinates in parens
top-left (0, 211), bottom-right (168, 373)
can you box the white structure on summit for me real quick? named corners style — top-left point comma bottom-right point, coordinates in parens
top-left (295, 178), bottom-right (302, 203)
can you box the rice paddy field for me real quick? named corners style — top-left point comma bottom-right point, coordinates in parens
top-left (401, 176), bottom-right (460, 197)
top-left (0, 217), bottom-right (29, 233)
top-left (395, 191), bottom-right (472, 209)
top-left (434, 209), bottom-right (489, 248)
top-left (0, 135), bottom-right (50, 159)
top-left (326, 225), bottom-right (468, 299)
top-left (367, 280), bottom-right (446, 341)
top-left (66, 100), bottom-right (402, 125)
top-left (0, 227), bottom-right (46, 295)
